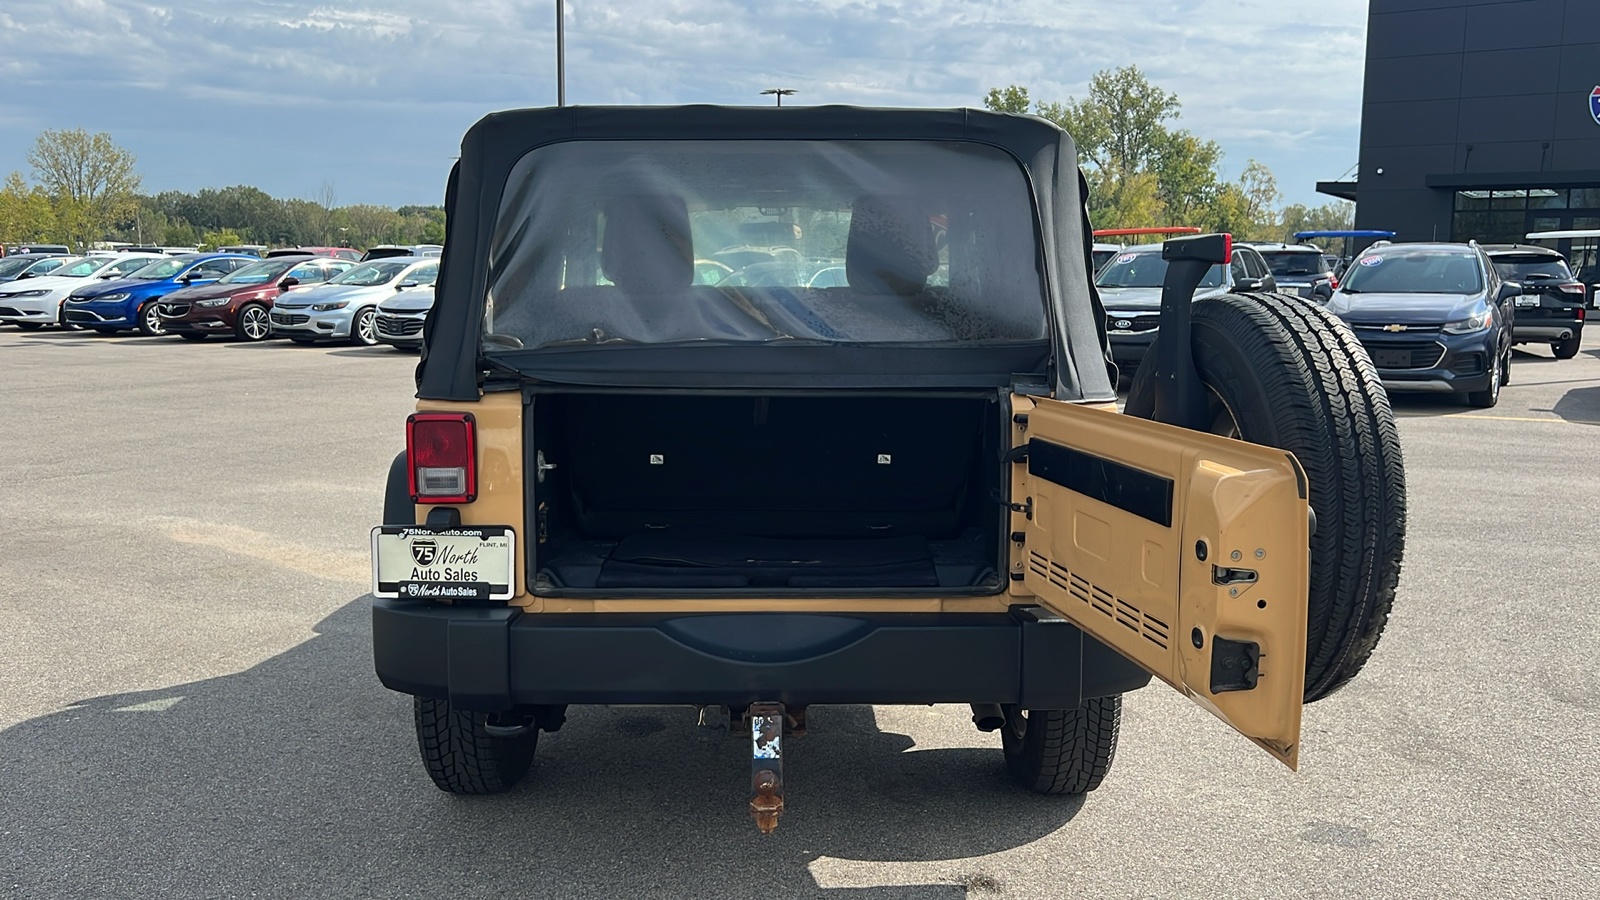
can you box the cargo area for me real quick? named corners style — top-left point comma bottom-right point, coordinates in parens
top-left (530, 393), bottom-right (1007, 592)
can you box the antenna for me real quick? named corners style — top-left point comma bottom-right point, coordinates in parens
top-left (760, 89), bottom-right (796, 107)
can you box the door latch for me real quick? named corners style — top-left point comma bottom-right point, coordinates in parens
top-left (991, 490), bottom-right (1033, 520)
top-left (536, 450), bottom-right (557, 483)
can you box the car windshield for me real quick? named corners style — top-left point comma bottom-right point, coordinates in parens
top-left (57, 257), bottom-right (113, 277)
top-left (1491, 257), bottom-right (1573, 282)
top-left (131, 257), bottom-right (190, 279)
top-left (1341, 249), bottom-right (1483, 294)
top-left (331, 261), bottom-right (408, 286)
top-left (1095, 251), bottom-right (1224, 289)
top-left (219, 259), bottom-right (297, 284)
top-left (1259, 251), bottom-right (1330, 278)
top-left (484, 139), bottom-right (1049, 349)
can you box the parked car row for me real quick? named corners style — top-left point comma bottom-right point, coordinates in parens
top-left (0, 250), bottom-right (438, 349)
top-left (1094, 235), bottom-right (1589, 409)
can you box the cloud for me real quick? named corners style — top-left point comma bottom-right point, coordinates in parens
top-left (0, 0), bottom-right (1367, 206)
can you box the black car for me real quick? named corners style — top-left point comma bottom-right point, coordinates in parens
top-left (1325, 242), bottom-right (1519, 407)
top-left (1243, 243), bottom-right (1337, 302)
top-left (1483, 244), bottom-right (1586, 359)
top-left (1096, 242), bottom-right (1277, 373)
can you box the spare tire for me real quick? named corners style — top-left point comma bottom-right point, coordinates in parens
top-left (1127, 292), bottom-right (1405, 703)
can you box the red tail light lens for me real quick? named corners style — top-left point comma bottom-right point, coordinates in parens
top-left (407, 412), bottom-right (476, 503)
top-left (1330, 275), bottom-right (1339, 290)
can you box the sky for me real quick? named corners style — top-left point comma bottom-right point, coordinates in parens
top-left (0, 0), bottom-right (1370, 210)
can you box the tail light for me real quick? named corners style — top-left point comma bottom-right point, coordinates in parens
top-left (1329, 275), bottom-right (1339, 290)
top-left (1557, 283), bottom-right (1585, 295)
top-left (407, 412), bottom-right (476, 503)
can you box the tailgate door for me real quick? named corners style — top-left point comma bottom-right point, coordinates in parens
top-left (1017, 398), bottom-right (1310, 768)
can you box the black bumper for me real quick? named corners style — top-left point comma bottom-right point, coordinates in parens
top-left (373, 599), bottom-right (1151, 711)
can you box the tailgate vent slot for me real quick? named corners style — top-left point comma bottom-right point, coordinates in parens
top-left (1028, 550), bottom-right (1170, 650)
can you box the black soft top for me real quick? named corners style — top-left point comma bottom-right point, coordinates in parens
top-left (419, 105), bottom-right (1111, 402)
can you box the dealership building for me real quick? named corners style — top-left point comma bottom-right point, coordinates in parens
top-left (1321, 0), bottom-right (1600, 280)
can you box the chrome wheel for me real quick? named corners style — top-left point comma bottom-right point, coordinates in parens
top-left (139, 302), bottom-right (165, 336)
top-left (351, 307), bottom-right (378, 346)
top-left (239, 305), bottom-right (270, 341)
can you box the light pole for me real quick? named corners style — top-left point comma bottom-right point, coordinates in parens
top-left (556, 0), bottom-right (566, 106)
top-left (760, 88), bottom-right (795, 107)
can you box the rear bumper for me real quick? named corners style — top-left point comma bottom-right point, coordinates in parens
top-left (372, 599), bottom-right (1151, 711)
top-left (1512, 321), bottom-right (1582, 343)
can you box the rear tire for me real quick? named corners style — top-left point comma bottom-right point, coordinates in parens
top-left (16, 322), bottom-right (43, 331)
top-left (1553, 336), bottom-right (1581, 359)
top-left (179, 332), bottom-right (208, 342)
top-left (289, 336), bottom-right (317, 345)
top-left (1001, 698), bottom-right (1121, 795)
top-left (1127, 292), bottom-right (1406, 702)
top-left (414, 696), bottom-right (537, 794)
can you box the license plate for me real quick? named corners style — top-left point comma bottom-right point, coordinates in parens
top-left (1515, 295), bottom-right (1540, 307)
top-left (371, 525), bottom-right (515, 601)
top-left (1372, 349), bottom-right (1412, 368)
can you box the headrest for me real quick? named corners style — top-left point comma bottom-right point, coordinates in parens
top-left (846, 196), bottom-right (938, 295)
top-left (602, 195), bottom-right (692, 291)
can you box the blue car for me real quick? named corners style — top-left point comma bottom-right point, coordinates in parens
top-left (63, 253), bottom-right (255, 335)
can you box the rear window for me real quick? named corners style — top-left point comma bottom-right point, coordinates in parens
top-left (1341, 249), bottom-right (1483, 294)
top-left (1490, 256), bottom-right (1573, 282)
top-left (1258, 251), bottom-right (1330, 278)
top-left (483, 140), bottom-right (1049, 350)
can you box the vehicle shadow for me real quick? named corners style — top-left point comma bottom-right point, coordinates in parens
top-left (1546, 386), bottom-right (1600, 425)
top-left (0, 598), bottom-right (1079, 899)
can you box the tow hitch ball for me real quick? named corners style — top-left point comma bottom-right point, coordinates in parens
top-left (748, 702), bottom-right (785, 833)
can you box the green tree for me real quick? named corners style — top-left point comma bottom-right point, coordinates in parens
top-left (982, 85), bottom-right (1031, 115)
top-left (0, 171), bottom-right (58, 244)
top-left (199, 228), bottom-right (243, 251)
top-left (27, 129), bottom-right (141, 247)
top-left (982, 71), bottom-right (1286, 237)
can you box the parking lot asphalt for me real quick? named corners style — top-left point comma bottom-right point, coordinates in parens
top-left (1, 326), bottom-right (1597, 899)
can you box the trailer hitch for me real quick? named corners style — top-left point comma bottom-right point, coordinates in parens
top-left (1151, 233), bottom-right (1233, 431)
top-left (748, 702), bottom-right (785, 833)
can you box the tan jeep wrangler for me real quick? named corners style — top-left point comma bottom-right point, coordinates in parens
top-left (372, 105), bottom-right (1405, 832)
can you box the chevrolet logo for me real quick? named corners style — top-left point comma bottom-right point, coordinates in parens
top-left (1384, 324), bottom-right (1407, 332)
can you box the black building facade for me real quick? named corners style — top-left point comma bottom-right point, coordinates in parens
top-left (1329, 0), bottom-right (1600, 281)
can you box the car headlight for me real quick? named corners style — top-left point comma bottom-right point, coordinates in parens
top-left (311, 301), bottom-right (349, 311)
top-left (5, 289), bottom-right (50, 298)
top-left (195, 297), bottom-right (231, 308)
top-left (1442, 311), bottom-right (1491, 334)
top-left (90, 292), bottom-right (130, 303)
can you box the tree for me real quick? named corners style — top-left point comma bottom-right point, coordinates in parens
top-left (199, 229), bottom-right (243, 251)
top-left (0, 171), bottom-right (58, 244)
top-left (982, 71), bottom-right (1288, 237)
top-left (1236, 160), bottom-right (1281, 239)
top-left (27, 129), bottom-right (141, 247)
top-left (982, 85), bottom-right (1031, 115)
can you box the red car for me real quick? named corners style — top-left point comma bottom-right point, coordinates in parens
top-left (157, 255), bottom-right (354, 341)
top-left (266, 246), bottom-right (361, 261)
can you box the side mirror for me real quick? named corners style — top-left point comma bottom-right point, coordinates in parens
top-left (396, 281), bottom-right (419, 290)
top-left (1234, 277), bottom-right (1264, 292)
top-left (1496, 282), bottom-right (1522, 302)
top-left (179, 274), bottom-right (194, 284)
top-left (15, 272), bottom-right (33, 280)
top-left (278, 276), bottom-right (300, 290)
